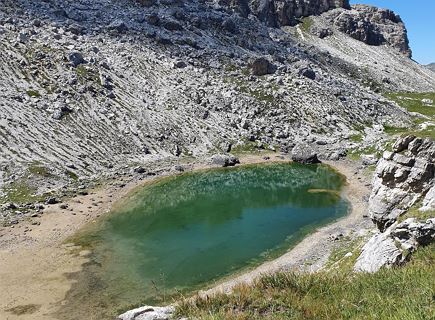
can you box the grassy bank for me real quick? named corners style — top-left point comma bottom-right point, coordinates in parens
top-left (175, 243), bottom-right (435, 319)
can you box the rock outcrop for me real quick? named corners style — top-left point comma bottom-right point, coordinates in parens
top-left (251, 0), bottom-right (350, 27)
top-left (369, 136), bottom-right (434, 230)
top-left (426, 63), bottom-right (435, 73)
top-left (355, 136), bottom-right (435, 273)
top-left (355, 218), bottom-right (435, 273)
top-left (291, 143), bottom-right (321, 164)
top-left (324, 5), bottom-right (412, 57)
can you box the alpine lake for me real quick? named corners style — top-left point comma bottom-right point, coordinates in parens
top-left (59, 162), bottom-right (349, 319)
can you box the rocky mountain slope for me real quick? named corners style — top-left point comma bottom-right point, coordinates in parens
top-left (427, 63), bottom-right (435, 72)
top-left (0, 0), bottom-right (435, 224)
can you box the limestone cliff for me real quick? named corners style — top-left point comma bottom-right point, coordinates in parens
top-left (324, 5), bottom-right (412, 57)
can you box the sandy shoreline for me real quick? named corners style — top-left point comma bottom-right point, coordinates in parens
top-left (0, 154), bottom-right (372, 320)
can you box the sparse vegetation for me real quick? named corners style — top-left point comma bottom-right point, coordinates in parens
top-left (300, 17), bottom-right (313, 33)
top-left (0, 180), bottom-right (43, 204)
top-left (224, 76), bottom-right (278, 104)
top-left (28, 163), bottom-right (51, 177)
top-left (384, 92), bottom-right (435, 139)
top-left (349, 133), bottom-right (363, 143)
top-left (26, 89), bottom-right (41, 97)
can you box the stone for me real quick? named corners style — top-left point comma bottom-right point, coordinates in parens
top-left (17, 32), bottom-right (29, 43)
top-left (118, 305), bottom-right (175, 320)
top-left (250, 57), bottom-right (276, 76)
top-left (68, 52), bottom-right (86, 68)
top-left (173, 165), bottom-right (184, 172)
top-left (45, 197), bottom-right (59, 205)
top-left (109, 19), bottom-right (129, 33)
top-left (299, 67), bottom-right (316, 80)
top-left (134, 166), bottom-right (146, 174)
top-left (361, 154), bottom-right (378, 166)
top-left (355, 218), bottom-right (435, 273)
top-left (291, 144), bottom-right (320, 164)
top-left (173, 60), bottom-right (187, 68)
top-left (210, 154), bottom-right (240, 167)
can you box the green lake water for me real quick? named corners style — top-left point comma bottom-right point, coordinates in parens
top-left (60, 163), bottom-right (349, 319)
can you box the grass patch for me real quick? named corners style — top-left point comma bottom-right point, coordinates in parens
top-left (224, 77), bottom-right (277, 103)
top-left (300, 17), bottom-right (313, 33)
top-left (323, 236), bottom-right (365, 272)
top-left (176, 243), bottom-right (435, 320)
top-left (384, 92), bottom-right (435, 139)
top-left (397, 200), bottom-right (435, 223)
top-left (349, 133), bottom-right (363, 143)
top-left (347, 144), bottom-right (380, 161)
top-left (66, 170), bottom-right (79, 180)
top-left (6, 304), bottom-right (41, 315)
top-left (26, 89), bottom-right (41, 97)
top-left (76, 65), bottom-right (99, 83)
top-left (0, 180), bottom-right (44, 204)
top-left (28, 164), bottom-right (51, 177)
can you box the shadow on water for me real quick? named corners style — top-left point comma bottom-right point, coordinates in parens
top-left (57, 163), bottom-right (349, 320)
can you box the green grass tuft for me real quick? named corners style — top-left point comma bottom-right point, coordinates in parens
top-left (26, 89), bottom-right (41, 97)
top-left (300, 17), bottom-right (313, 33)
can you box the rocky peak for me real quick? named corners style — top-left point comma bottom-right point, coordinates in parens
top-left (324, 4), bottom-right (412, 57)
top-left (216, 0), bottom-right (350, 27)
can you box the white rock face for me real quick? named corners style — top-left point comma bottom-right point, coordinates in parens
top-left (354, 229), bottom-right (402, 273)
top-left (355, 218), bottom-right (435, 273)
top-left (421, 186), bottom-right (435, 212)
top-left (118, 306), bottom-right (175, 320)
top-left (355, 136), bottom-right (435, 273)
top-left (368, 136), bottom-right (435, 230)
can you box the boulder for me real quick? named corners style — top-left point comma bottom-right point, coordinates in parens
top-left (355, 218), bottom-right (435, 273)
top-left (250, 57), bottom-right (276, 76)
top-left (421, 186), bottom-right (435, 212)
top-left (354, 230), bottom-right (402, 273)
top-left (291, 144), bottom-right (321, 164)
top-left (68, 52), bottom-right (86, 67)
top-left (210, 154), bottom-right (240, 167)
top-left (118, 306), bottom-right (175, 320)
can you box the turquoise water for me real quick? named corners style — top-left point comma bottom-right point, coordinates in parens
top-left (63, 163), bottom-right (348, 319)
